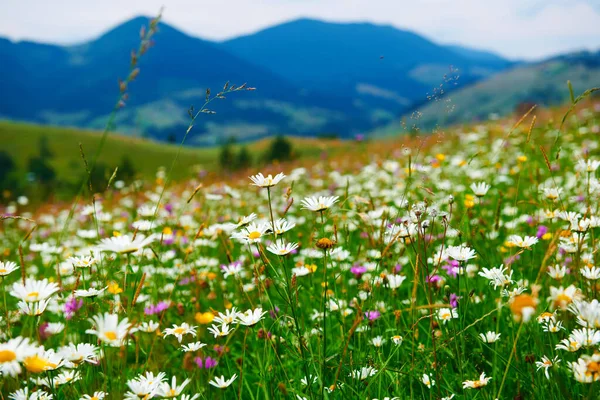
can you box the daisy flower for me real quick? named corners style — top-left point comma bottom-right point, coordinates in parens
top-left (569, 353), bottom-right (600, 383)
top-left (506, 235), bottom-right (538, 249)
top-left (230, 222), bottom-right (269, 244)
top-left (10, 278), bottom-right (60, 303)
top-left (422, 373), bottom-right (435, 388)
top-left (237, 308), bottom-right (267, 326)
top-left (266, 239), bottom-right (299, 256)
top-left (445, 244), bottom-right (477, 262)
top-left (67, 255), bottom-right (97, 269)
top-left (17, 299), bottom-right (51, 316)
top-left (462, 372), bottom-right (492, 389)
top-left (479, 331), bottom-right (501, 343)
top-left (156, 376), bottom-right (191, 398)
top-left (0, 336), bottom-right (39, 377)
top-left (137, 321), bottom-right (160, 333)
top-left (349, 366), bottom-right (378, 380)
top-left (470, 182), bottom-right (491, 197)
top-left (249, 172), bottom-right (286, 188)
top-left (86, 313), bottom-right (132, 347)
top-left (181, 342), bottom-right (207, 352)
top-left (209, 374), bottom-right (238, 388)
top-left (0, 261), bottom-right (19, 276)
top-left (271, 218), bottom-right (296, 235)
top-left (80, 392), bottom-right (108, 400)
top-left (213, 308), bottom-right (239, 324)
top-left (23, 348), bottom-right (64, 373)
top-left (437, 308), bottom-right (458, 324)
top-left (58, 343), bottom-right (100, 367)
top-left (9, 388), bottom-right (53, 400)
top-left (301, 195), bottom-right (339, 212)
top-left (74, 287), bottom-right (107, 298)
top-left (96, 234), bottom-right (155, 254)
top-left (207, 323), bottom-right (233, 338)
top-left (163, 323), bottom-right (198, 343)
top-left (536, 355), bottom-right (560, 379)
top-left (478, 265), bottom-right (513, 289)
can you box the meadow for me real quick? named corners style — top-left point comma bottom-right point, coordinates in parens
top-left (1, 93), bottom-right (600, 400)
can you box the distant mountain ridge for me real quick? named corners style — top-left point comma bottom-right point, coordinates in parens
top-left (382, 50), bottom-right (600, 133)
top-left (0, 15), bottom-right (517, 143)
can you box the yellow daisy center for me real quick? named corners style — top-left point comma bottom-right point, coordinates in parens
top-left (248, 231), bottom-right (261, 240)
top-left (173, 327), bottom-right (186, 335)
top-left (24, 355), bottom-right (57, 373)
top-left (104, 331), bottom-right (118, 341)
top-left (27, 291), bottom-right (39, 299)
top-left (0, 350), bottom-right (17, 362)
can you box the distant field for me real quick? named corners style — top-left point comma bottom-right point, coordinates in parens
top-left (0, 120), bottom-right (373, 187)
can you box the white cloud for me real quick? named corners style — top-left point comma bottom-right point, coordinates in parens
top-left (0, 0), bottom-right (598, 59)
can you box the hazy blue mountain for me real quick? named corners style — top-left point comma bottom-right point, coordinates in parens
top-left (445, 44), bottom-right (512, 66)
top-left (378, 50), bottom-right (600, 134)
top-left (0, 16), bottom-right (516, 143)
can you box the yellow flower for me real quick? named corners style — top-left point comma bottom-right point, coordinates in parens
top-left (195, 312), bottom-right (214, 324)
top-left (24, 355), bottom-right (58, 373)
top-left (112, 231), bottom-right (121, 237)
top-left (162, 227), bottom-right (173, 235)
top-left (107, 282), bottom-right (123, 295)
top-left (435, 153), bottom-right (445, 161)
top-left (517, 155), bottom-right (528, 162)
top-left (542, 232), bottom-right (552, 240)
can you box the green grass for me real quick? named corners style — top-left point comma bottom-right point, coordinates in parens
top-left (1, 99), bottom-right (600, 399)
top-left (0, 120), bottom-right (217, 183)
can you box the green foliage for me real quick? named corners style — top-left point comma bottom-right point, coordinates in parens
top-left (265, 135), bottom-right (293, 163)
top-left (118, 156), bottom-right (137, 182)
top-left (235, 146), bottom-right (252, 170)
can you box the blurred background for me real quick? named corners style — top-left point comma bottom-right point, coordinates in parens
top-left (0, 0), bottom-right (599, 199)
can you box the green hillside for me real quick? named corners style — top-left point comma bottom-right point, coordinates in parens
top-left (0, 120), bottom-right (215, 183)
top-left (383, 51), bottom-right (600, 133)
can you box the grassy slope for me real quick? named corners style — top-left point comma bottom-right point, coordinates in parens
top-left (0, 120), bottom-right (362, 185)
top-left (375, 58), bottom-right (600, 135)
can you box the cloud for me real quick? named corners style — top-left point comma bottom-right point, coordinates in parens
top-left (0, 0), bottom-right (599, 59)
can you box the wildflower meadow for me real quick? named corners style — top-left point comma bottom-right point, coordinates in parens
top-left (1, 95), bottom-right (600, 400)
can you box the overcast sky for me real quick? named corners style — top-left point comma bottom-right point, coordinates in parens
top-left (1, 0), bottom-right (599, 60)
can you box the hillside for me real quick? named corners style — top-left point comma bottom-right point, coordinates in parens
top-left (0, 16), bottom-right (513, 143)
top-left (223, 19), bottom-right (512, 123)
top-left (392, 50), bottom-right (600, 131)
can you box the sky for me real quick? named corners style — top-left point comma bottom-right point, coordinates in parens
top-left (1, 0), bottom-right (600, 60)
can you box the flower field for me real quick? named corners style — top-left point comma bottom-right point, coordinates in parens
top-left (1, 102), bottom-right (600, 399)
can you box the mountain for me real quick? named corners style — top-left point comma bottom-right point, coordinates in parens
top-left (0, 16), bottom-right (370, 144)
top-left (0, 16), bottom-right (514, 143)
top-left (222, 18), bottom-right (513, 123)
top-left (444, 44), bottom-right (513, 66)
top-left (386, 50), bottom-right (600, 132)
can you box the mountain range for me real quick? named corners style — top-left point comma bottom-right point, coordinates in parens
top-left (0, 16), bottom-right (597, 143)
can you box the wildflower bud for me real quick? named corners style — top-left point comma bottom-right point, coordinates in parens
top-left (316, 238), bottom-right (335, 250)
top-left (448, 195), bottom-right (454, 204)
top-left (277, 383), bottom-right (288, 396)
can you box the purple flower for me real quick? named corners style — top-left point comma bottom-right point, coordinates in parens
top-left (365, 310), bottom-right (381, 321)
top-left (449, 293), bottom-right (460, 308)
top-left (204, 357), bottom-right (218, 369)
top-left (394, 264), bottom-right (403, 273)
top-left (194, 357), bottom-right (203, 368)
top-left (350, 265), bottom-right (367, 278)
top-left (269, 307), bottom-right (280, 319)
top-left (64, 296), bottom-right (83, 320)
top-left (144, 301), bottom-right (170, 315)
top-left (536, 225), bottom-right (548, 239)
top-left (39, 322), bottom-right (50, 340)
